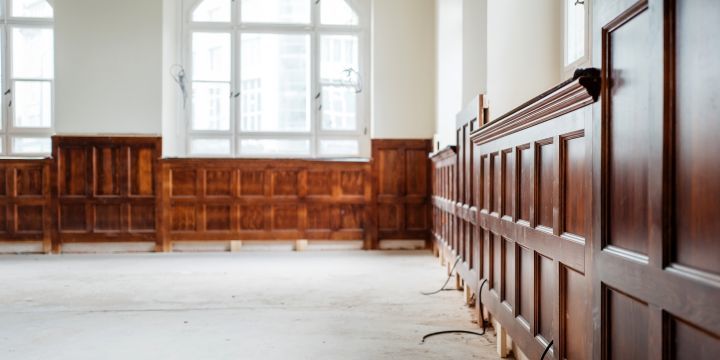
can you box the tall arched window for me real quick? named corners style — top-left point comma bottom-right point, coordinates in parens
top-left (182, 0), bottom-right (370, 158)
top-left (0, 0), bottom-right (54, 156)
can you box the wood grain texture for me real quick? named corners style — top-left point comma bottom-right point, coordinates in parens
top-left (593, 0), bottom-right (720, 358)
top-left (0, 159), bottom-right (52, 252)
top-left (161, 158), bottom-right (373, 248)
top-left (51, 136), bottom-right (162, 252)
top-left (372, 139), bottom-right (432, 248)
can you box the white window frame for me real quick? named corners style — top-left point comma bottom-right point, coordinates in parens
top-left (181, 0), bottom-right (371, 159)
top-left (562, 0), bottom-right (591, 79)
top-left (0, 0), bottom-right (54, 157)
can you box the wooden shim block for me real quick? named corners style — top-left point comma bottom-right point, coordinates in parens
top-left (230, 241), bottom-right (243, 252)
top-left (295, 239), bottom-right (308, 252)
top-left (495, 320), bottom-right (510, 358)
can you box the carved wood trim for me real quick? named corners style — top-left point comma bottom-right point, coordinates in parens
top-left (471, 69), bottom-right (601, 146)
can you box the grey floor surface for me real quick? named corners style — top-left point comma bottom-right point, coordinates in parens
top-left (0, 251), bottom-right (500, 360)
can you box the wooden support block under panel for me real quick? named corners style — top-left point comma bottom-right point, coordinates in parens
top-left (230, 241), bottom-right (243, 252)
top-left (494, 319), bottom-right (510, 358)
top-left (294, 240), bottom-right (308, 252)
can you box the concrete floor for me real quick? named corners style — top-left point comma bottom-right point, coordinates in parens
top-left (0, 251), bottom-right (500, 360)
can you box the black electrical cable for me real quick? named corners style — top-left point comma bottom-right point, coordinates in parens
top-left (420, 279), bottom-right (490, 344)
top-left (420, 255), bottom-right (462, 295)
top-left (540, 340), bottom-right (554, 360)
top-left (420, 330), bottom-right (486, 344)
top-left (477, 279), bottom-right (488, 333)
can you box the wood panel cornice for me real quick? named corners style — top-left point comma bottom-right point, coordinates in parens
top-left (471, 68), bottom-right (601, 146)
top-left (429, 146), bottom-right (457, 161)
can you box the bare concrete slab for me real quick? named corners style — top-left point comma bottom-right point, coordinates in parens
top-left (0, 251), bottom-right (500, 360)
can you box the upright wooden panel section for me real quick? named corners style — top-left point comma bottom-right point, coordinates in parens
top-left (593, 0), bottom-right (720, 358)
top-left (51, 136), bottom-right (162, 252)
top-left (0, 159), bottom-right (52, 252)
top-left (372, 140), bottom-right (432, 247)
top-left (472, 74), bottom-right (598, 359)
top-left (430, 147), bottom-right (457, 264)
top-left (161, 159), bottom-right (372, 250)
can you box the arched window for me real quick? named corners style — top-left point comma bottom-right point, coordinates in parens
top-left (182, 0), bottom-right (370, 158)
top-left (0, 0), bottom-right (54, 156)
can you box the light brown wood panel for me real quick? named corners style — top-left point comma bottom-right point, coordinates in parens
top-left (51, 136), bottom-right (162, 252)
top-left (372, 139), bottom-right (432, 247)
top-left (0, 159), bottom-right (52, 252)
top-left (162, 159), bottom-right (372, 248)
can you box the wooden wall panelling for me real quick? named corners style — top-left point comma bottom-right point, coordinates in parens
top-left (592, 0), bottom-right (720, 358)
top-left (372, 139), bottom-right (432, 248)
top-left (0, 159), bottom-right (52, 253)
top-left (51, 136), bottom-right (162, 253)
top-left (471, 72), bottom-right (600, 359)
top-left (430, 146), bottom-right (457, 264)
top-left (453, 95), bottom-right (487, 296)
top-left (161, 159), bottom-right (372, 249)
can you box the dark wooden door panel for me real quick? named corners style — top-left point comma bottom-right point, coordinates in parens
top-left (593, 0), bottom-right (720, 358)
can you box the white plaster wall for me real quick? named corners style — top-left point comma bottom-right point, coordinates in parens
top-left (372, 0), bottom-right (436, 139)
top-left (486, 0), bottom-right (562, 118)
top-left (461, 0), bottom-right (487, 105)
top-left (54, 0), bottom-right (163, 135)
top-left (434, 0), bottom-right (463, 149)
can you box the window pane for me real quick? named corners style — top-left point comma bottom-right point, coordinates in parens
top-left (11, 0), bottom-right (53, 18)
top-left (0, 138), bottom-right (3, 154)
top-left (239, 139), bottom-right (310, 156)
top-left (192, 82), bottom-right (230, 130)
top-left (565, 0), bottom-right (585, 65)
top-left (319, 139), bottom-right (358, 156)
top-left (322, 86), bottom-right (356, 131)
top-left (192, 0), bottom-right (230, 22)
top-left (321, 0), bottom-right (358, 26)
top-left (14, 81), bottom-right (52, 128)
top-left (192, 32), bottom-right (231, 82)
top-left (12, 27), bottom-right (54, 79)
top-left (241, 0), bottom-right (310, 24)
top-left (190, 138), bottom-right (232, 156)
top-left (12, 137), bottom-right (50, 154)
top-left (320, 35), bottom-right (358, 84)
top-left (241, 33), bottom-right (310, 132)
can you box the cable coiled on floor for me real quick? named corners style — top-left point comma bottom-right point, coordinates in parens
top-left (420, 255), bottom-right (461, 295)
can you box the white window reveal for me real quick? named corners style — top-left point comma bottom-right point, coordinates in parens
top-left (563, 0), bottom-right (590, 77)
top-left (0, 0), bottom-right (54, 156)
top-left (183, 0), bottom-right (370, 158)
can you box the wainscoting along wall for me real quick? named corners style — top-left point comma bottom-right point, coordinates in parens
top-left (0, 138), bottom-right (431, 253)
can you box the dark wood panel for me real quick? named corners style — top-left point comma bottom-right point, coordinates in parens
top-left (518, 146), bottom-right (532, 223)
top-left (670, 316), bottom-right (720, 360)
top-left (563, 135), bottom-right (587, 239)
top-left (518, 245), bottom-right (534, 328)
top-left (593, 0), bottom-right (720, 358)
top-left (606, 8), bottom-right (651, 256)
top-left (674, 0), bottom-right (720, 277)
top-left (606, 288), bottom-right (648, 359)
top-left (562, 266), bottom-right (588, 360)
top-left (468, 73), bottom-right (599, 359)
top-left (537, 141), bottom-right (555, 230)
